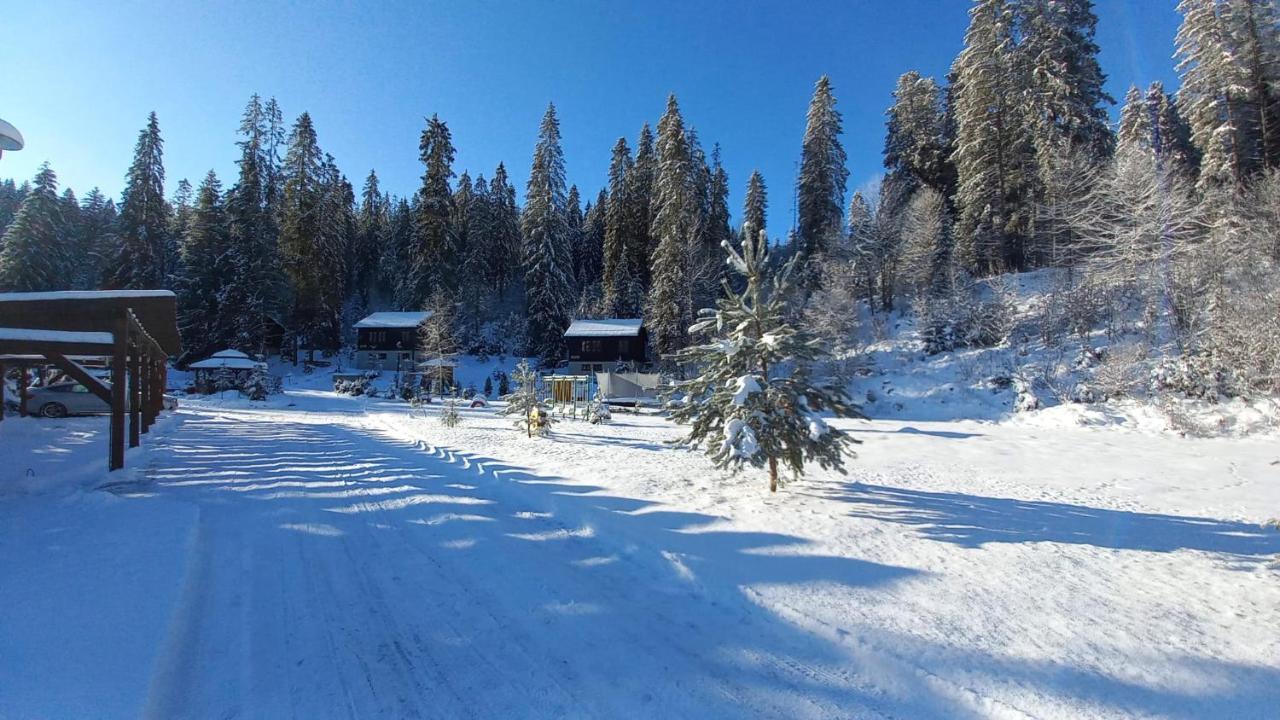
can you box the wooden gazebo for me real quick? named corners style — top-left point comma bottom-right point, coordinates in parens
top-left (0, 290), bottom-right (180, 471)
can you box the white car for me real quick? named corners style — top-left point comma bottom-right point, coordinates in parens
top-left (26, 382), bottom-right (179, 418)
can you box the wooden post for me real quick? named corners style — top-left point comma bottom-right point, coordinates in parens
top-left (128, 342), bottom-right (141, 448)
top-left (140, 354), bottom-right (151, 434)
top-left (18, 365), bottom-right (29, 417)
top-left (155, 360), bottom-right (166, 415)
top-left (110, 314), bottom-right (127, 471)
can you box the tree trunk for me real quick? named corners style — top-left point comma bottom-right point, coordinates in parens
top-left (768, 457), bottom-right (778, 493)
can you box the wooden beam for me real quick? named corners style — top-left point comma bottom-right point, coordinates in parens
top-left (18, 366), bottom-right (28, 417)
top-left (140, 354), bottom-right (151, 434)
top-left (43, 353), bottom-right (112, 404)
top-left (110, 312), bottom-right (127, 471)
top-left (128, 341), bottom-right (140, 448)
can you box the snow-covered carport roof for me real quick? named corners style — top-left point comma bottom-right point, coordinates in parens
top-left (0, 290), bottom-right (180, 355)
top-left (0, 290), bottom-right (180, 473)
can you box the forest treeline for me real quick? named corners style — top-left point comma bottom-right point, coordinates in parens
top-left (1, 0), bottom-right (1277, 394)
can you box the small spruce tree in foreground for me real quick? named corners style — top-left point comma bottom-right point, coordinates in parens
top-left (502, 360), bottom-right (551, 437)
top-left (667, 227), bottom-right (862, 492)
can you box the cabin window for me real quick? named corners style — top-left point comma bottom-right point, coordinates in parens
top-left (617, 339), bottom-right (631, 355)
top-left (581, 339), bottom-right (603, 353)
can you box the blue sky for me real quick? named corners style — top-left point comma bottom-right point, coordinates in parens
top-left (2, 0), bottom-right (1182, 226)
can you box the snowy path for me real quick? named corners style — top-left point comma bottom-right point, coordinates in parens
top-left (5, 393), bottom-right (1280, 719)
top-left (132, 407), bottom-right (920, 719)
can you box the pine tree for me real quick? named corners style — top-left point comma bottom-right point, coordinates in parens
top-left (796, 75), bottom-right (849, 290)
top-left (565, 184), bottom-right (585, 293)
top-left (1116, 85), bottom-right (1153, 156)
top-left (486, 162), bottom-right (522, 300)
top-left (411, 114), bottom-right (457, 306)
top-left (522, 103), bottom-right (574, 363)
top-left (885, 71), bottom-right (954, 196)
top-left (1019, 0), bottom-right (1113, 160)
top-left (951, 0), bottom-right (1034, 273)
top-left (0, 163), bottom-right (66, 292)
top-left (578, 188), bottom-right (608, 310)
top-left (168, 179), bottom-right (193, 284)
top-left (602, 136), bottom-right (639, 316)
top-left (648, 95), bottom-right (698, 369)
top-left (354, 170), bottom-right (387, 307)
top-left (502, 359), bottom-right (551, 437)
top-left (1149, 82), bottom-right (1201, 180)
top-left (0, 179), bottom-right (25, 237)
top-left (278, 112), bottom-right (329, 354)
top-left (383, 198), bottom-right (418, 309)
top-left (77, 188), bottom-right (117, 289)
top-left (109, 112), bottom-right (171, 289)
top-left (314, 156), bottom-right (353, 349)
top-left (175, 171), bottom-right (230, 362)
top-left (224, 94), bottom-right (286, 353)
top-left (628, 124), bottom-right (658, 291)
top-left (1175, 0), bottom-right (1279, 189)
top-left (743, 170), bottom-right (768, 239)
top-left (667, 228), bottom-right (862, 492)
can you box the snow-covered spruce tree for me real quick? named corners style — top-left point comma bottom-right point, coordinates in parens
top-left (648, 95), bottom-right (698, 371)
top-left (951, 0), bottom-right (1034, 274)
top-left (667, 229), bottom-right (863, 493)
top-left (245, 364), bottom-right (270, 401)
top-left (223, 96), bottom-right (286, 354)
top-left (601, 136), bottom-right (636, 316)
top-left (108, 112), bottom-right (172, 290)
top-left (175, 171), bottom-right (231, 363)
top-left (523, 104), bottom-right (574, 364)
top-left (0, 163), bottom-right (67, 292)
top-left (76, 188), bottom-right (118, 290)
top-left (354, 169), bottom-right (388, 308)
top-left (410, 114), bottom-right (457, 307)
top-left (278, 112), bottom-right (334, 357)
top-left (626, 124), bottom-right (658, 294)
top-left (502, 359), bottom-right (551, 437)
top-left (440, 396), bottom-right (461, 427)
top-left (796, 75), bottom-right (849, 293)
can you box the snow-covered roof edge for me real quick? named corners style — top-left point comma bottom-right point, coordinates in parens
top-left (354, 311), bottom-right (434, 328)
top-left (0, 328), bottom-right (114, 344)
top-left (564, 318), bottom-right (644, 338)
top-left (0, 290), bottom-right (175, 302)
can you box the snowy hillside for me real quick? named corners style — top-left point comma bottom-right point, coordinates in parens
top-left (845, 269), bottom-right (1280, 435)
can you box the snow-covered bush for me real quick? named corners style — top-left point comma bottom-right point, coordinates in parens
top-left (586, 393), bottom-right (612, 424)
top-left (1013, 375), bottom-right (1040, 412)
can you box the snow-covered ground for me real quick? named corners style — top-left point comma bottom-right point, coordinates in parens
top-left (3, 372), bottom-right (1278, 719)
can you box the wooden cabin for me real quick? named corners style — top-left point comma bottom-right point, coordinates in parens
top-left (354, 311), bottom-right (432, 371)
top-left (563, 318), bottom-right (646, 375)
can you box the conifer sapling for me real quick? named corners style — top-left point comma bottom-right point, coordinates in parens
top-left (667, 227), bottom-right (863, 492)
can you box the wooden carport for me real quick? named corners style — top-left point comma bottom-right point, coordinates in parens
top-left (0, 290), bottom-right (180, 471)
